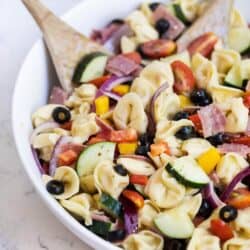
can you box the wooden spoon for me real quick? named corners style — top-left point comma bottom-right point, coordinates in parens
top-left (177, 0), bottom-right (234, 52)
top-left (22, 0), bottom-right (108, 93)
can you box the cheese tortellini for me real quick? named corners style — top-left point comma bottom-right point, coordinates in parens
top-left (233, 207), bottom-right (250, 238)
top-left (60, 193), bottom-right (94, 225)
top-left (113, 93), bottom-right (148, 134)
top-left (216, 153), bottom-right (248, 185)
top-left (71, 113), bottom-right (100, 143)
top-left (174, 0), bottom-right (200, 21)
top-left (94, 160), bottom-right (129, 199)
top-left (145, 167), bottom-right (186, 209)
top-left (223, 238), bottom-right (250, 250)
top-left (122, 230), bottom-right (164, 250)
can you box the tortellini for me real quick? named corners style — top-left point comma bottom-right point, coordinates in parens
top-left (80, 175), bottom-right (97, 194)
top-left (43, 166), bottom-right (80, 200)
top-left (112, 93), bottom-right (148, 134)
top-left (140, 2), bottom-right (153, 24)
top-left (122, 230), bottom-right (164, 250)
top-left (211, 48), bottom-right (241, 76)
top-left (71, 113), bottom-right (100, 143)
top-left (117, 157), bottom-right (156, 176)
top-left (233, 207), bottom-right (250, 238)
top-left (145, 167), bottom-right (185, 209)
top-left (192, 53), bottom-right (219, 89)
top-left (65, 84), bottom-right (97, 108)
top-left (182, 138), bottom-right (213, 158)
top-left (174, 0), bottom-right (200, 21)
top-left (60, 193), bottom-right (94, 225)
top-left (154, 92), bottom-right (181, 122)
top-left (93, 160), bottom-right (129, 199)
top-left (223, 238), bottom-right (250, 250)
top-left (149, 153), bottom-right (173, 169)
top-left (216, 153), bottom-right (248, 185)
top-left (187, 228), bottom-right (221, 250)
top-left (32, 104), bottom-right (63, 127)
top-left (219, 98), bottom-right (248, 133)
top-left (139, 200), bottom-right (160, 229)
top-left (231, 9), bottom-right (248, 28)
top-left (126, 10), bottom-right (159, 43)
top-left (121, 36), bottom-right (137, 53)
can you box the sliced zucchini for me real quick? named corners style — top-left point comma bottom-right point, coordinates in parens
top-left (86, 220), bottom-right (111, 238)
top-left (77, 142), bottom-right (116, 177)
top-left (99, 193), bottom-right (122, 219)
top-left (154, 209), bottom-right (195, 239)
top-left (166, 156), bottom-right (209, 188)
top-left (224, 64), bottom-right (243, 90)
top-left (161, 50), bottom-right (191, 66)
top-left (73, 52), bottom-right (108, 83)
top-left (173, 4), bottom-right (191, 25)
top-left (228, 27), bottom-right (250, 53)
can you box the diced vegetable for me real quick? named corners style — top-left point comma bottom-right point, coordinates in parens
top-left (77, 142), bottom-right (116, 177)
top-left (150, 141), bottom-right (171, 157)
top-left (95, 96), bottom-right (110, 116)
top-left (227, 188), bottom-right (250, 209)
top-left (58, 149), bottom-right (78, 166)
top-left (210, 219), bottom-right (234, 241)
top-left (188, 32), bottom-right (218, 57)
top-left (99, 193), bottom-right (122, 218)
top-left (171, 60), bottom-right (196, 95)
top-left (189, 114), bottom-right (202, 132)
top-left (73, 52), bottom-right (108, 83)
top-left (229, 135), bottom-right (250, 146)
top-left (166, 156), bottom-right (210, 188)
top-left (197, 148), bottom-right (221, 174)
top-left (110, 128), bottom-right (138, 143)
top-left (139, 39), bottom-right (177, 59)
top-left (122, 190), bottom-right (144, 209)
top-left (154, 210), bottom-right (195, 239)
top-left (112, 84), bottom-right (130, 96)
top-left (60, 121), bottom-right (72, 130)
top-left (179, 95), bottom-right (192, 108)
top-left (86, 220), bottom-right (112, 238)
top-left (244, 92), bottom-right (250, 108)
top-left (130, 175), bottom-right (148, 186)
top-left (90, 75), bottom-right (111, 88)
top-left (118, 142), bottom-right (138, 155)
top-left (228, 27), bottom-right (250, 53)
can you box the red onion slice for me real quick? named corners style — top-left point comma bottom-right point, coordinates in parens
top-left (31, 146), bottom-right (46, 175)
top-left (202, 182), bottom-right (225, 208)
top-left (220, 167), bottom-right (250, 201)
top-left (91, 212), bottom-right (111, 223)
top-left (30, 122), bottom-right (60, 143)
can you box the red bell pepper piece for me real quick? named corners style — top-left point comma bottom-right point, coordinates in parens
top-left (130, 175), bottom-right (149, 186)
top-left (122, 190), bottom-right (144, 209)
top-left (227, 188), bottom-right (250, 209)
top-left (210, 219), bottom-right (234, 241)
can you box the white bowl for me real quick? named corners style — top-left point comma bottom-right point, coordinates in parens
top-left (12, 0), bottom-right (249, 249)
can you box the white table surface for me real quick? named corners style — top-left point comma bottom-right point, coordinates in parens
top-left (0, 0), bottom-right (91, 249)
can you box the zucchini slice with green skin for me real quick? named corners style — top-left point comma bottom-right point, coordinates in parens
top-left (86, 220), bottom-right (112, 238)
top-left (166, 156), bottom-right (209, 189)
top-left (77, 142), bottom-right (116, 177)
top-left (99, 193), bottom-right (122, 219)
top-left (228, 27), bottom-right (250, 53)
top-left (224, 64), bottom-right (244, 90)
top-left (173, 4), bottom-right (191, 25)
top-left (154, 209), bottom-right (195, 239)
top-left (73, 52), bottom-right (108, 83)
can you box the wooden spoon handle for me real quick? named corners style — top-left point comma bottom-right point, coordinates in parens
top-left (22, 0), bottom-right (52, 31)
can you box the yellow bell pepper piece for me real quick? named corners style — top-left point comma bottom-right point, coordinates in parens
top-left (179, 95), bottom-right (192, 108)
top-left (197, 147), bottom-right (221, 174)
top-left (112, 85), bottom-right (130, 96)
top-left (95, 96), bottom-right (109, 116)
top-left (118, 143), bottom-right (138, 155)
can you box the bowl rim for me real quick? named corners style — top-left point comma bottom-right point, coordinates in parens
top-left (11, 1), bottom-right (122, 249)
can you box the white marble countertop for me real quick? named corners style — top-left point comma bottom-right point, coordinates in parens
top-left (0, 0), bottom-right (91, 249)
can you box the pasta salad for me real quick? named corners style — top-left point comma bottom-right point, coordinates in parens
top-left (31, 1), bottom-right (250, 249)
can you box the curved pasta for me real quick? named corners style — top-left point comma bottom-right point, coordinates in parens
top-left (112, 93), bottom-right (148, 134)
top-left (231, 9), bottom-right (247, 28)
top-left (187, 228), bottom-right (220, 250)
top-left (219, 98), bottom-right (248, 133)
top-left (216, 153), bottom-right (248, 185)
top-left (145, 167), bottom-right (185, 209)
top-left (139, 200), bottom-right (160, 229)
top-left (149, 153), bottom-right (174, 169)
top-left (223, 237), bottom-right (250, 250)
top-left (94, 160), bottom-right (129, 199)
top-left (116, 157), bottom-right (155, 176)
top-left (182, 138), bottom-right (213, 158)
top-left (174, 0), bottom-right (200, 21)
top-left (32, 133), bottom-right (60, 149)
top-left (122, 230), bottom-right (164, 250)
top-left (120, 36), bottom-right (137, 53)
top-left (71, 113), bottom-right (100, 143)
top-left (241, 59), bottom-right (250, 80)
top-left (233, 207), bottom-right (250, 238)
top-left (32, 104), bottom-right (63, 127)
top-left (140, 3), bottom-right (153, 24)
top-left (60, 193), bottom-right (94, 225)
top-left (154, 92), bottom-right (181, 122)
top-left (70, 102), bottom-right (91, 120)
top-left (80, 175), bottom-right (97, 194)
